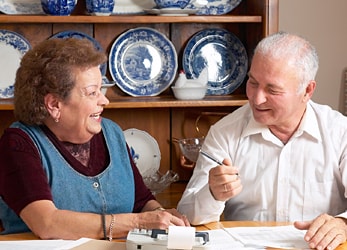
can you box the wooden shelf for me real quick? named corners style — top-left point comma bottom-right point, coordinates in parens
top-left (0, 95), bottom-right (248, 110)
top-left (0, 14), bottom-right (262, 24)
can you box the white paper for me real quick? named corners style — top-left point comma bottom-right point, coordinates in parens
top-left (0, 238), bottom-right (91, 250)
top-left (225, 225), bottom-right (310, 249)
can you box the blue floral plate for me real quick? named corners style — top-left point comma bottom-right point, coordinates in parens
top-left (183, 28), bottom-right (248, 95)
top-left (50, 30), bottom-right (107, 76)
top-left (186, 0), bottom-right (243, 15)
top-left (124, 128), bottom-right (161, 177)
top-left (109, 27), bottom-right (177, 96)
top-left (0, 30), bottom-right (31, 99)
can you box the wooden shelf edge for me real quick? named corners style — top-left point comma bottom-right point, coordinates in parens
top-left (0, 99), bottom-right (14, 110)
top-left (0, 15), bottom-right (262, 24)
top-left (104, 95), bottom-right (248, 108)
top-left (0, 95), bottom-right (248, 110)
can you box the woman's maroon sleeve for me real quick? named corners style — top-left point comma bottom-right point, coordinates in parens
top-left (0, 128), bottom-right (53, 215)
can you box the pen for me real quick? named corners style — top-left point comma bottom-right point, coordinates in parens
top-left (199, 150), bottom-right (223, 165)
top-left (199, 149), bottom-right (239, 176)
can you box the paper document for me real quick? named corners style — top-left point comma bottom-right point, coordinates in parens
top-left (225, 225), bottom-right (310, 249)
top-left (0, 238), bottom-right (91, 250)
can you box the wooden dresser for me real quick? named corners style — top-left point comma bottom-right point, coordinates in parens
top-left (0, 0), bottom-right (278, 189)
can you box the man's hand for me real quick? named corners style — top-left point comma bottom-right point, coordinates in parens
top-left (208, 158), bottom-right (242, 201)
top-left (294, 214), bottom-right (347, 250)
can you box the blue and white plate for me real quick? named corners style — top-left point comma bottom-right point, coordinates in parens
top-left (124, 128), bottom-right (161, 177)
top-left (0, 30), bottom-right (31, 99)
top-left (109, 27), bottom-right (177, 96)
top-left (183, 28), bottom-right (248, 95)
top-left (187, 0), bottom-right (242, 15)
top-left (0, 0), bottom-right (44, 14)
top-left (50, 31), bottom-right (107, 76)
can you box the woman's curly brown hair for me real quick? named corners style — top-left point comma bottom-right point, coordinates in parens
top-left (14, 37), bottom-right (107, 125)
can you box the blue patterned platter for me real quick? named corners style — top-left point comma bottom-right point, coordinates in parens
top-left (50, 31), bottom-right (107, 76)
top-left (0, 30), bottom-right (31, 99)
top-left (186, 0), bottom-right (242, 15)
top-left (183, 28), bottom-right (248, 95)
top-left (109, 27), bottom-right (177, 96)
top-left (0, 0), bottom-right (44, 14)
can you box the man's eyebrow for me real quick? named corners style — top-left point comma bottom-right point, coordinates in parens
top-left (247, 73), bottom-right (283, 90)
top-left (247, 72), bottom-right (256, 80)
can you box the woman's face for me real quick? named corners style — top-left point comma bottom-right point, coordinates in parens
top-left (57, 66), bottom-right (109, 143)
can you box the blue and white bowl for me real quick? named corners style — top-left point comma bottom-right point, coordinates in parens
top-left (86, 0), bottom-right (115, 16)
top-left (41, 0), bottom-right (77, 15)
top-left (154, 0), bottom-right (191, 9)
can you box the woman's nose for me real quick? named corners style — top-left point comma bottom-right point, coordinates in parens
top-left (99, 92), bottom-right (110, 106)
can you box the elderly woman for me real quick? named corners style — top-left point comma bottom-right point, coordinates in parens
top-left (0, 38), bottom-right (189, 240)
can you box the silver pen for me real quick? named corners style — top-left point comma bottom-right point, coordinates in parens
top-left (199, 149), bottom-right (223, 165)
top-left (199, 149), bottom-right (239, 176)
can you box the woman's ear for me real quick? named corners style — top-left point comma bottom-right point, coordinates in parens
top-left (44, 93), bottom-right (61, 122)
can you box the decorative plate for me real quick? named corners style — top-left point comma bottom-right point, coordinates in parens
top-left (186, 0), bottom-right (242, 15)
top-left (109, 27), bottom-right (177, 96)
top-left (112, 0), bottom-right (155, 14)
top-left (50, 30), bottom-right (107, 76)
top-left (0, 30), bottom-right (31, 99)
top-left (183, 28), bottom-right (248, 95)
top-left (124, 128), bottom-right (161, 177)
top-left (144, 8), bottom-right (198, 16)
top-left (0, 0), bottom-right (44, 14)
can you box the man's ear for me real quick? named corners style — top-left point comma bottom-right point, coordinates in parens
top-left (44, 93), bottom-right (61, 120)
top-left (303, 80), bottom-right (316, 102)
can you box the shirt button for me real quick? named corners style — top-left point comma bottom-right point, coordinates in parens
top-left (93, 182), bottom-right (99, 188)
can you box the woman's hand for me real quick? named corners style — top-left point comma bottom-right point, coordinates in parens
top-left (136, 208), bottom-right (190, 230)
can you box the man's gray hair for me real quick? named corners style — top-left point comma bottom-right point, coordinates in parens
top-left (254, 31), bottom-right (319, 93)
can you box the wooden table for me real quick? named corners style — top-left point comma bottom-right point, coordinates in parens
top-left (1, 221), bottom-right (347, 249)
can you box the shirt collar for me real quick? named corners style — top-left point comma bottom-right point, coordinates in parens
top-left (241, 101), bottom-right (322, 142)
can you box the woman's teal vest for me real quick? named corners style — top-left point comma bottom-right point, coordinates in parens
top-left (0, 118), bottom-right (135, 234)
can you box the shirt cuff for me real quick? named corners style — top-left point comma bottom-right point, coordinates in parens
top-left (192, 184), bottom-right (225, 225)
